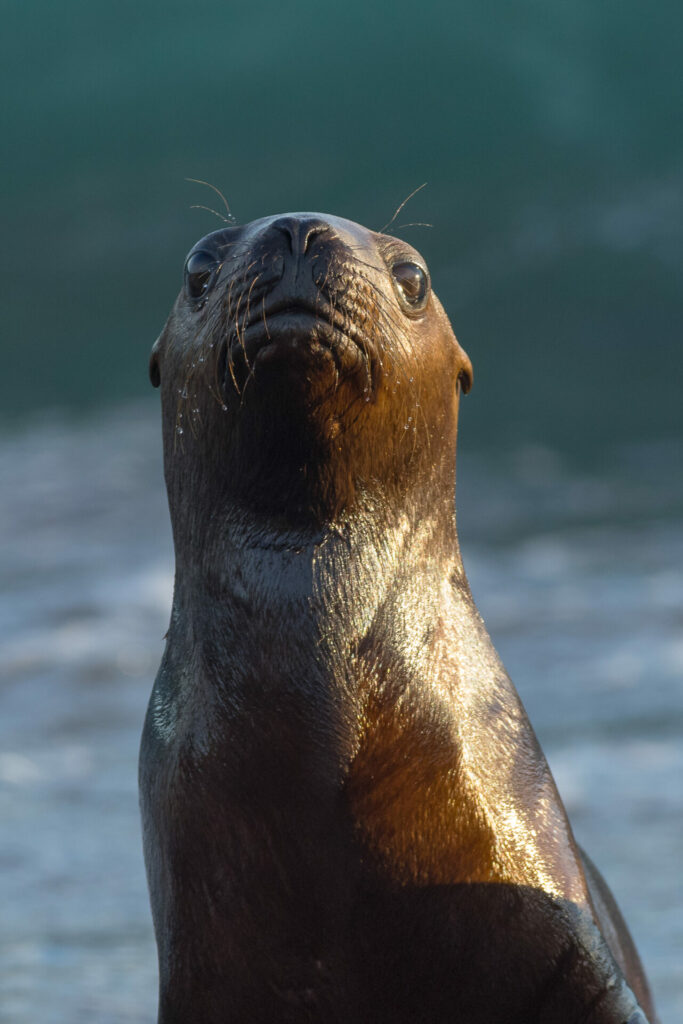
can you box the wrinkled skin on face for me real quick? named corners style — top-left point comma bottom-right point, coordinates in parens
top-left (141, 213), bottom-right (657, 1024)
top-left (149, 213), bottom-right (473, 532)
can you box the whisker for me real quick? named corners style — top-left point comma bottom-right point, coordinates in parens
top-left (244, 271), bottom-right (261, 333)
top-left (185, 178), bottom-right (236, 222)
top-left (190, 204), bottom-right (232, 225)
top-left (379, 183), bottom-right (428, 235)
top-left (261, 294), bottom-right (271, 340)
top-left (233, 291), bottom-right (247, 367)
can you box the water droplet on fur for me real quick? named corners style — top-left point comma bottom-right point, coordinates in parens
top-left (407, 416), bottom-right (413, 423)
top-left (180, 387), bottom-right (188, 399)
top-left (409, 377), bottom-right (414, 383)
top-left (198, 355), bottom-right (205, 363)
top-left (404, 424), bottom-right (409, 430)
top-left (177, 427), bottom-right (184, 435)
top-left (221, 404), bottom-right (228, 412)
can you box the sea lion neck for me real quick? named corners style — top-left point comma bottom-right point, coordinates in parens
top-left (168, 470), bottom-right (464, 603)
top-left (162, 420), bottom-right (463, 561)
top-left (163, 484), bottom-right (469, 778)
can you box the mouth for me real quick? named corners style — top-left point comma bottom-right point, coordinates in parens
top-left (227, 298), bottom-right (373, 371)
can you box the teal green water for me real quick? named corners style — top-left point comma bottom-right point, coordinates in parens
top-left (2, 0), bottom-right (682, 450)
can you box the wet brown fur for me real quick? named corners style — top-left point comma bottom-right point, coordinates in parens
top-left (141, 212), bottom-right (656, 1024)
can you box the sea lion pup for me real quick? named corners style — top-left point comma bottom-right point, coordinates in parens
top-left (140, 212), bottom-right (657, 1024)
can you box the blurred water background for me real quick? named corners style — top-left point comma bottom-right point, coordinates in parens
top-left (1, 1), bottom-right (681, 1021)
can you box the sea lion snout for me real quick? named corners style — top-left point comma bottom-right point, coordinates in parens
top-left (269, 214), bottom-right (336, 256)
top-left (194, 214), bottom-right (389, 387)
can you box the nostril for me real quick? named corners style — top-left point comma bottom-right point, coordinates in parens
top-left (272, 216), bottom-right (333, 255)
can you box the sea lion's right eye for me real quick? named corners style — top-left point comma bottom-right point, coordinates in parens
top-left (185, 250), bottom-right (219, 300)
top-left (391, 261), bottom-right (429, 313)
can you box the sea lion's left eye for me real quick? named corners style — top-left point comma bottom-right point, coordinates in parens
top-left (185, 250), bottom-right (219, 300)
top-left (392, 262), bottom-right (429, 313)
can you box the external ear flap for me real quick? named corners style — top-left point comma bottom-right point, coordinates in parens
top-left (149, 335), bottom-right (162, 388)
top-left (458, 349), bottom-right (473, 394)
top-left (149, 351), bottom-right (161, 388)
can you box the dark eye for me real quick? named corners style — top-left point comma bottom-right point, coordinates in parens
top-left (185, 250), bottom-right (219, 300)
top-left (391, 261), bottom-right (429, 313)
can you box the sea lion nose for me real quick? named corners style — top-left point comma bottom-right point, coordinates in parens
top-left (271, 215), bottom-right (333, 255)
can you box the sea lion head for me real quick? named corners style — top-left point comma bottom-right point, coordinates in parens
top-left (150, 213), bottom-right (472, 528)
